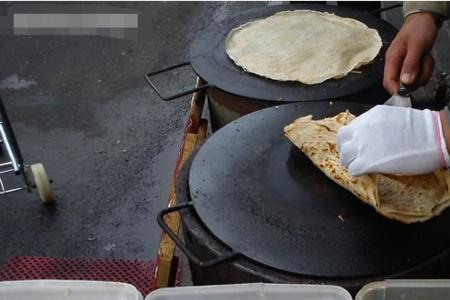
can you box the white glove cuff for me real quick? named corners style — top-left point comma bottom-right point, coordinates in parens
top-left (435, 111), bottom-right (450, 168)
top-left (440, 109), bottom-right (450, 168)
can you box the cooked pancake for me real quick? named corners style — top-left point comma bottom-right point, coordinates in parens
top-left (284, 112), bottom-right (450, 223)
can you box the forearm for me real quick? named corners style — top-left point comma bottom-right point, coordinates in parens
top-left (403, 1), bottom-right (450, 23)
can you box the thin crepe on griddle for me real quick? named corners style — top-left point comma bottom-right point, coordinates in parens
top-left (284, 111), bottom-right (450, 223)
top-left (225, 10), bottom-right (382, 84)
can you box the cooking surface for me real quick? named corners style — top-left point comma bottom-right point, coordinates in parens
top-left (188, 102), bottom-right (450, 278)
top-left (190, 4), bottom-right (397, 102)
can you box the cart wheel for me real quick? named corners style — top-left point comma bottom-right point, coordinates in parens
top-left (30, 163), bottom-right (54, 204)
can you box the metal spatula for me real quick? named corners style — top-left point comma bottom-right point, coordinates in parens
top-left (385, 73), bottom-right (450, 110)
top-left (384, 83), bottom-right (412, 107)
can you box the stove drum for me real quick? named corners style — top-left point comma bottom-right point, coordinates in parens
top-left (206, 85), bottom-right (387, 131)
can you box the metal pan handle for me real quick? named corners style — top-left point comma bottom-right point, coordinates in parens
top-left (157, 202), bottom-right (238, 267)
top-left (145, 62), bottom-right (214, 101)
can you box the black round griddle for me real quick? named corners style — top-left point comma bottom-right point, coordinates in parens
top-left (189, 4), bottom-right (397, 102)
top-left (188, 102), bottom-right (450, 278)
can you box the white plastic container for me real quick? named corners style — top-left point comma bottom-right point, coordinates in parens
top-left (0, 281), bottom-right (351, 300)
top-left (0, 280), bottom-right (143, 300)
top-left (4, 279), bottom-right (450, 300)
top-left (145, 283), bottom-right (352, 300)
top-left (356, 279), bottom-right (450, 300)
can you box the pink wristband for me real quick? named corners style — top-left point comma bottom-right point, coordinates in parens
top-left (434, 111), bottom-right (446, 168)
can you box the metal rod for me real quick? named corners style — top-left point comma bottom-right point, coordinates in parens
top-left (157, 202), bottom-right (238, 267)
top-left (147, 62), bottom-right (190, 76)
top-left (0, 186), bottom-right (27, 195)
top-left (0, 124), bottom-right (19, 172)
top-left (0, 176), bottom-right (6, 193)
top-left (0, 168), bottom-right (16, 175)
top-left (0, 162), bottom-right (13, 167)
top-left (145, 62), bottom-right (214, 101)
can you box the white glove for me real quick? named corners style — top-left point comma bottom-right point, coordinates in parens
top-left (337, 105), bottom-right (450, 176)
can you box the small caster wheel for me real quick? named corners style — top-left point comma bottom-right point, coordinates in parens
top-left (30, 163), bottom-right (54, 204)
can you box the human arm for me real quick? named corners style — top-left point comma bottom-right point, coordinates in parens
top-left (383, 1), bottom-right (450, 94)
top-left (383, 12), bottom-right (438, 94)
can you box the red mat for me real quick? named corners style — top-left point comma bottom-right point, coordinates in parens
top-left (0, 256), bottom-right (162, 295)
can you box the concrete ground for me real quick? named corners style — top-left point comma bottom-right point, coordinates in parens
top-left (0, 0), bottom-right (450, 287)
top-left (0, 2), bottom-right (264, 267)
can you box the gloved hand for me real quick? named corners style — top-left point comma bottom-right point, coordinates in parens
top-left (337, 105), bottom-right (450, 176)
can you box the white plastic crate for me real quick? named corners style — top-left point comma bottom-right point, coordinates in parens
top-left (145, 283), bottom-right (352, 300)
top-left (0, 281), bottom-right (351, 300)
top-left (0, 280), bottom-right (142, 300)
top-left (5, 279), bottom-right (450, 300)
top-left (356, 280), bottom-right (450, 300)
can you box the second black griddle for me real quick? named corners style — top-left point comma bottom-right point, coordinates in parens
top-left (189, 4), bottom-right (397, 102)
top-left (188, 102), bottom-right (450, 278)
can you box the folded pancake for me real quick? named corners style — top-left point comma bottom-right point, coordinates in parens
top-left (284, 111), bottom-right (450, 223)
top-left (226, 10), bottom-right (382, 84)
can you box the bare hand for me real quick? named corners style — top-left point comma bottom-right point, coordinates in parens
top-left (383, 12), bottom-right (439, 94)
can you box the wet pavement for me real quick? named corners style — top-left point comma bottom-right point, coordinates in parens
top-left (0, 2), bottom-right (265, 266)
